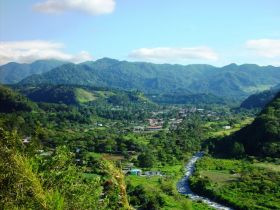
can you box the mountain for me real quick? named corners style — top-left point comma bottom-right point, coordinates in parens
top-left (13, 84), bottom-right (151, 106)
top-left (214, 92), bottom-right (280, 157)
top-left (0, 85), bottom-right (37, 113)
top-left (19, 58), bottom-right (280, 99)
top-left (240, 84), bottom-right (280, 109)
top-left (0, 60), bottom-right (68, 84)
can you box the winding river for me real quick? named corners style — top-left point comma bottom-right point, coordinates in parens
top-left (177, 152), bottom-right (233, 210)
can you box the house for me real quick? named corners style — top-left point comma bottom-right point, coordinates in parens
top-left (129, 169), bottom-right (142, 176)
top-left (223, 125), bottom-right (232, 130)
top-left (144, 171), bottom-right (162, 176)
top-left (22, 137), bottom-right (31, 144)
top-left (146, 126), bottom-right (162, 131)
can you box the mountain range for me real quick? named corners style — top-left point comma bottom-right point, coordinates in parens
top-left (1, 58), bottom-right (280, 99)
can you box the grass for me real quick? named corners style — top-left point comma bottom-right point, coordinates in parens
top-left (191, 156), bottom-right (280, 210)
top-left (253, 162), bottom-right (280, 172)
top-left (242, 85), bottom-right (274, 93)
top-left (209, 117), bottom-right (254, 137)
top-left (200, 170), bottom-right (239, 187)
top-left (126, 163), bottom-right (215, 210)
top-left (75, 88), bottom-right (97, 103)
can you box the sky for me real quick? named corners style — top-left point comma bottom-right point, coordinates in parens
top-left (0, 0), bottom-right (280, 66)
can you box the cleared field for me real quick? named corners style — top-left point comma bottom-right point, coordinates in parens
top-left (200, 170), bottom-right (240, 186)
top-left (253, 162), bottom-right (280, 172)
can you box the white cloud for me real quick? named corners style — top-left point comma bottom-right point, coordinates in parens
top-left (0, 40), bottom-right (93, 65)
top-left (129, 47), bottom-right (218, 63)
top-left (246, 39), bottom-right (280, 58)
top-left (33, 0), bottom-right (115, 15)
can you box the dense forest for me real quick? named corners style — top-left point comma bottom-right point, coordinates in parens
top-left (210, 92), bottom-right (280, 158)
top-left (16, 59), bottom-right (280, 99)
top-left (240, 83), bottom-right (280, 109)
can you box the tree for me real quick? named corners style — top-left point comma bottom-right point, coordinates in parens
top-left (137, 150), bottom-right (155, 168)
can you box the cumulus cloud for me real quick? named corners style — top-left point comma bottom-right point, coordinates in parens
top-left (33, 0), bottom-right (115, 15)
top-left (246, 39), bottom-right (280, 58)
top-left (0, 40), bottom-right (93, 65)
top-left (129, 47), bottom-right (218, 63)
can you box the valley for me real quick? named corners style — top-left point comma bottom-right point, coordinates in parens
top-left (1, 1), bottom-right (280, 209)
top-left (0, 81), bottom-right (279, 209)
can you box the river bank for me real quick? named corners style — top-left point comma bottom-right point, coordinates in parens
top-left (177, 152), bottom-right (233, 210)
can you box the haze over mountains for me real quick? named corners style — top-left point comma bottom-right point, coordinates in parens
top-left (1, 58), bottom-right (280, 100)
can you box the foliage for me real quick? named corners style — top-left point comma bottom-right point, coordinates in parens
top-left (210, 92), bottom-right (280, 157)
top-left (189, 157), bottom-right (280, 210)
top-left (0, 85), bottom-right (36, 113)
top-left (19, 58), bottom-right (280, 99)
top-left (240, 84), bottom-right (280, 109)
top-left (0, 128), bottom-right (131, 210)
top-left (0, 59), bottom-right (67, 84)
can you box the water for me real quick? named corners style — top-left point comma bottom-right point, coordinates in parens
top-left (177, 152), bottom-right (233, 210)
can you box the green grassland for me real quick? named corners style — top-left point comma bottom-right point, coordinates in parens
top-left (126, 164), bottom-right (214, 210)
top-left (75, 88), bottom-right (97, 103)
top-left (206, 117), bottom-right (254, 137)
top-left (190, 156), bottom-right (280, 210)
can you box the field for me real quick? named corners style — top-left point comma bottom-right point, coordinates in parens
top-left (126, 164), bottom-right (214, 210)
top-left (190, 156), bottom-right (280, 210)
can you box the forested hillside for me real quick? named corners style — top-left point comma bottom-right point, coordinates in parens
top-left (19, 58), bottom-right (280, 99)
top-left (13, 84), bottom-right (151, 106)
top-left (0, 85), bottom-right (37, 113)
top-left (212, 92), bottom-right (280, 157)
top-left (240, 84), bottom-right (280, 109)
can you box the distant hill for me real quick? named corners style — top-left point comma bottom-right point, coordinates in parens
top-left (0, 60), bottom-right (68, 84)
top-left (214, 92), bottom-right (280, 157)
top-left (13, 84), bottom-right (151, 106)
top-left (240, 84), bottom-right (280, 109)
top-left (19, 58), bottom-right (280, 99)
top-left (0, 85), bottom-right (36, 113)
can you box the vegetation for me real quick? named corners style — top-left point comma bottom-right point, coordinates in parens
top-left (189, 156), bottom-right (280, 210)
top-left (1, 82), bottom-right (279, 209)
top-left (0, 128), bottom-right (131, 210)
top-left (240, 83), bottom-right (280, 109)
top-left (0, 60), bottom-right (67, 84)
top-left (19, 58), bottom-right (280, 99)
top-left (210, 92), bottom-right (280, 157)
top-left (0, 85), bottom-right (37, 113)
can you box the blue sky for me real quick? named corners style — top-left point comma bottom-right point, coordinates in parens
top-left (0, 0), bottom-right (280, 66)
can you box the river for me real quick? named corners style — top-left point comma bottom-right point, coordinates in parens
top-left (176, 152), bottom-right (233, 210)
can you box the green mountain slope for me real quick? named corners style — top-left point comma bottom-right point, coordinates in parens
top-left (13, 84), bottom-right (151, 106)
top-left (0, 85), bottom-right (37, 113)
top-left (214, 92), bottom-right (280, 157)
top-left (0, 60), bottom-right (68, 84)
top-left (20, 58), bottom-right (280, 99)
top-left (240, 84), bottom-right (280, 109)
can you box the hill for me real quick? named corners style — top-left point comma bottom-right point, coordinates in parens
top-left (0, 60), bottom-right (68, 84)
top-left (19, 58), bottom-right (280, 99)
top-left (213, 92), bottom-right (280, 157)
top-left (13, 84), bottom-right (152, 106)
top-left (240, 84), bottom-right (280, 109)
top-left (0, 129), bottom-right (131, 210)
top-left (0, 85), bottom-right (37, 113)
